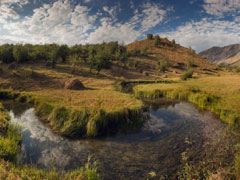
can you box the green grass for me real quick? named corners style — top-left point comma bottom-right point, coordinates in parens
top-left (0, 156), bottom-right (100, 180)
top-left (0, 102), bottom-right (100, 180)
top-left (0, 89), bottom-right (143, 137)
top-left (134, 73), bottom-right (240, 124)
top-left (181, 70), bottom-right (193, 80)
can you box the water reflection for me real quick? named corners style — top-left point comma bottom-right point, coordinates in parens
top-left (5, 100), bottom-right (225, 180)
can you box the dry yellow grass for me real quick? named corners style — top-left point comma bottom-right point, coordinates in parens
top-left (31, 89), bottom-right (142, 113)
top-left (134, 72), bottom-right (240, 120)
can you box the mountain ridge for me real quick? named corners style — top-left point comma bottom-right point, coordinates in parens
top-left (199, 44), bottom-right (240, 65)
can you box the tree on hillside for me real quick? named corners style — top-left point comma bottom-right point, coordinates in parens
top-left (158, 58), bottom-right (170, 72)
top-left (96, 50), bottom-right (111, 74)
top-left (49, 44), bottom-right (60, 68)
top-left (0, 44), bottom-right (14, 64)
top-left (189, 46), bottom-right (195, 54)
top-left (58, 45), bottom-right (69, 63)
top-left (154, 35), bottom-right (161, 47)
top-left (13, 44), bottom-right (29, 63)
top-left (147, 34), bottom-right (153, 40)
top-left (88, 47), bottom-right (97, 73)
top-left (172, 39), bottom-right (176, 48)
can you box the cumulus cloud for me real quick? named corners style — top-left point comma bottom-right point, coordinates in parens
top-left (0, 0), bottom-right (28, 20)
top-left (161, 18), bottom-right (240, 52)
top-left (0, 0), bottom-right (170, 45)
top-left (1, 0), bottom-right (97, 45)
top-left (203, 0), bottom-right (240, 17)
top-left (86, 2), bottom-right (170, 44)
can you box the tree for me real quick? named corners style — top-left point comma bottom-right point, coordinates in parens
top-left (158, 58), bottom-right (170, 72)
top-left (0, 44), bottom-right (14, 64)
top-left (13, 44), bottom-right (29, 63)
top-left (147, 34), bottom-right (153, 40)
top-left (154, 35), bottom-right (161, 47)
top-left (49, 44), bottom-right (60, 68)
top-left (172, 39), bottom-right (176, 48)
top-left (58, 45), bottom-right (69, 63)
top-left (187, 59), bottom-right (194, 69)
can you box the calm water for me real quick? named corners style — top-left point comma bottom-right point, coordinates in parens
top-left (3, 100), bottom-right (226, 179)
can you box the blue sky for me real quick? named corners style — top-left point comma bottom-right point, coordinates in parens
top-left (0, 0), bottom-right (240, 52)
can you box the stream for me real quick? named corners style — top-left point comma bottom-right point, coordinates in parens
top-left (3, 99), bottom-right (227, 179)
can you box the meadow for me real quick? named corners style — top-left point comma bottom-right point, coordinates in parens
top-left (0, 36), bottom-right (239, 179)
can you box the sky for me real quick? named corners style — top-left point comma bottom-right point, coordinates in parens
top-left (0, 0), bottom-right (240, 52)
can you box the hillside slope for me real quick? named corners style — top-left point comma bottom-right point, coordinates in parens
top-left (199, 44), bottom-right (240, 64)
top-left (215, 51), bottom-right (240, 65)
top-left (124, 36), bottom-right (217, 79)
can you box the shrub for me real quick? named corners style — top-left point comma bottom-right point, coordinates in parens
top-left (147, 34), bottom-right (153, 40)
top-left (13, 45), bottom-right (29, 63)
top-left (187, 59), bottom-right (194, 69)
top-left (158, 58), bottom-right (170, 72)
top-left (235, 67), bottom-right (240, 73)
top-left (154, 36), bottom-right (161, 47)
top-left (181, 70), bottom-right (194, 80)
top-left (0, 44), bottom-right (14, 64)
top-left (0, 125), bottom-right (22, 162)
top-left (172, 39), bottom-right (176, 48)
top-left (133, 61), bottom-right (140, 69)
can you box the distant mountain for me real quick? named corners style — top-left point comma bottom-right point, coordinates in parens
top-left (199, 44), bottom-right (240, 65)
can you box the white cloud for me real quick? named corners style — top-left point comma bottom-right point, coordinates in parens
top-left (140, 2), bottom-right (169, 32)
top-left (161, 18), bottom-right (240, 52)
top-left (1, 0), bottom-right (97, 45)
top-left (203, 0), bottom-right (240, 17)
top-left (87, 22), bottom-right (141, 44)
top-left (0, 0), bottom-right (170, 45)
top-left (71, 5), bottom-right (96, 26)
top-left (86, 2), bottom-right (170, 44)
top-left (0, 0), bottom-right (28, 20)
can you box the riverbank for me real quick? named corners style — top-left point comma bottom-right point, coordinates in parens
top-left (133, 72), bottom-right (240, 178)
top-left (0, 101), bottom-right (100, 180)
top-left (0, 89), bottom-right (143, 137)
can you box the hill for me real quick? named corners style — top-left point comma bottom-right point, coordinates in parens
top-left (125, 36), bottom-right (217, 79)
top-left (216, 51), bottom-right (240, 66)
top-left (199, 44), bottom-right (240, 64)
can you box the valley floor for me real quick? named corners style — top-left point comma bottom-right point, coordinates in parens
top-left (0, 62), bottom-right (240, 179)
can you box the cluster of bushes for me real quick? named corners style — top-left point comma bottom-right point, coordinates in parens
top-left (158, 58), bottom-right (171, 72)
top-left (0, 42), bottom-right (128, 73)
top-left (181, 69), bottom-right (193, 80)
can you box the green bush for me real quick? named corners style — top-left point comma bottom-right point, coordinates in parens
top-left (158, 58), bottom-right (170, 72)
top-left (147, 34), bottom-right (153, 40)
top-left (187, 59), bottom-right (194, 69)
top-left (172, 39), bottom-right (176, 48)
top-left (181, 70), bottom-right (194, 80)
top-left (154, 36), bottom-right (161, 47)
top-left (0, 125), bottom-right (22, 162)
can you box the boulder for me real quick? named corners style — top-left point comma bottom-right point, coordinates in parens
top-left (64, 78), bottom-right (85, 90)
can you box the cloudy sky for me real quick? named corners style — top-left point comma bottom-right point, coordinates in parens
top-left (0, 0), bottom-right (240, 52)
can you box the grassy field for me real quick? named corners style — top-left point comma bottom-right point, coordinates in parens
top-left (134, 72), bottom-right (240, 124)
top-left (0, 63), bottom-right (143, 137)
top-left (0, 37), bottom-right (239, 179)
